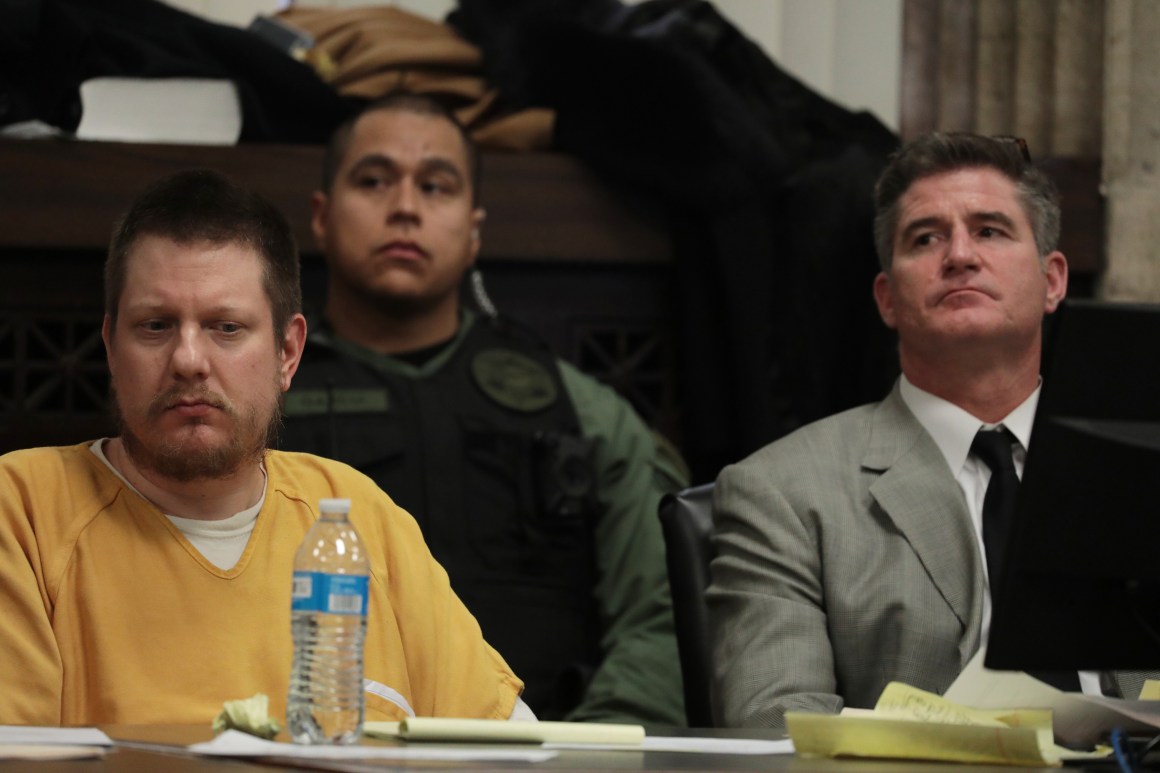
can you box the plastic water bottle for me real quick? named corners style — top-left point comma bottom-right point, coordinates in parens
top-left (287, 498), bottom-right (369, 744)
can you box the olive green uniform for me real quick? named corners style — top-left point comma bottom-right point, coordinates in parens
top-left (280, 312), bottom-right (686, 725)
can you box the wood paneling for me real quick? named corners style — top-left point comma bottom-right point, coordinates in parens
top-left (0, 139), bottom-right (671, 263)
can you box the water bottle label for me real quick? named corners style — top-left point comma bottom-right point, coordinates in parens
top-left (291, 572), bottom-right (368, 615)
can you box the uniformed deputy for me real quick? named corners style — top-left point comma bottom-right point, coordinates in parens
top-left (278, 92), bottom-right (687, 725)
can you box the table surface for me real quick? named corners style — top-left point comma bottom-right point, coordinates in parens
top-left (0, 724), bottom-right (1115, 773)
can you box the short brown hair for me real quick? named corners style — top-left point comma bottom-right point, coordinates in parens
top-left (106, 169), bottom-right (302, 339)
top-left (872, 132), bottom-right (1061, 270)
top-left (320, 91), bottom-right (481, 204)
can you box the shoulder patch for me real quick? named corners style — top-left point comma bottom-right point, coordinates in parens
top-left (471, 348), bottom-right (558, 412)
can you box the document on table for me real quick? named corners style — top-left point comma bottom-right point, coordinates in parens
top-left (0, 726), bottom-right (113, 761)
top-left (545, 736), bottom-right (795, 755)
top-left (365, 718), bottom-right (793, 755)
top-left (787, 682), bottom-right (1110, 767)
top-left (945, 648), bottom-right (1160, 747)
top-left (189, 729), bottom-right (556, 762)
top-left (366, 717), bottom-right (645, 744)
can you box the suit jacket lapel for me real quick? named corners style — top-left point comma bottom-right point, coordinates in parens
top-left (864, 385), bottom-right (985, 660)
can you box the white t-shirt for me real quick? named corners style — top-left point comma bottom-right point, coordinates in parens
top-left (89, 438), bottom-right (262, 570)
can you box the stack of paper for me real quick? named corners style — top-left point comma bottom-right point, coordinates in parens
top-left (366, 718), bottom-right (793, 756)
top-left (366, 717), bottom-right (645, 744)
top-left (190, 730), bottom-right (556, 763)
top-left (76, 77), bottom-right (242, 145)
top-left (786, 683), bottom-right (1111, 767)
top-left (0, 726), bottom-right (112, 761)
top-left (946, 649), bottom-right (1160, 747)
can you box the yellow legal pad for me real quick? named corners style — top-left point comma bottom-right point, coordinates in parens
top-left (1139, 680), bottom-right (1160, 701)
top-left (365, 717), bottom-right (646, 745)
top-left (786, 682), bottom-right (1111, 767)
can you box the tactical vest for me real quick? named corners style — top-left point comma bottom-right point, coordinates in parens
top-left (280, 316), bottom-right (602, 719)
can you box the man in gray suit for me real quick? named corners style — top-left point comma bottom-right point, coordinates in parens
top-left (707, 132), bottom-right (1069, 727)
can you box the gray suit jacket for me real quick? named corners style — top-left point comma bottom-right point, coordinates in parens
top-left (707, 382), bottom-right (986, 727)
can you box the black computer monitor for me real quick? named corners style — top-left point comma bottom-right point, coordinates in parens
top-left (987, 299), bottom-right (1160, 672)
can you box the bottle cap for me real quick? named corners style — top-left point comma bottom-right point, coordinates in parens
top-left (319, 498), bottom-right (352, 514)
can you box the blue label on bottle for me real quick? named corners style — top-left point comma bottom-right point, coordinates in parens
top-left (291, 572), bottom-right (368, 615)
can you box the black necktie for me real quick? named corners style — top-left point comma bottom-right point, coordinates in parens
top-left (973, 427), bottom-right (1081, 691)
top-left (970, 427), bottom-right (1019, 589)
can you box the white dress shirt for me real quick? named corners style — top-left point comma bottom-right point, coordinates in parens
top-left (898, 376), bottom-right (1100, 695)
